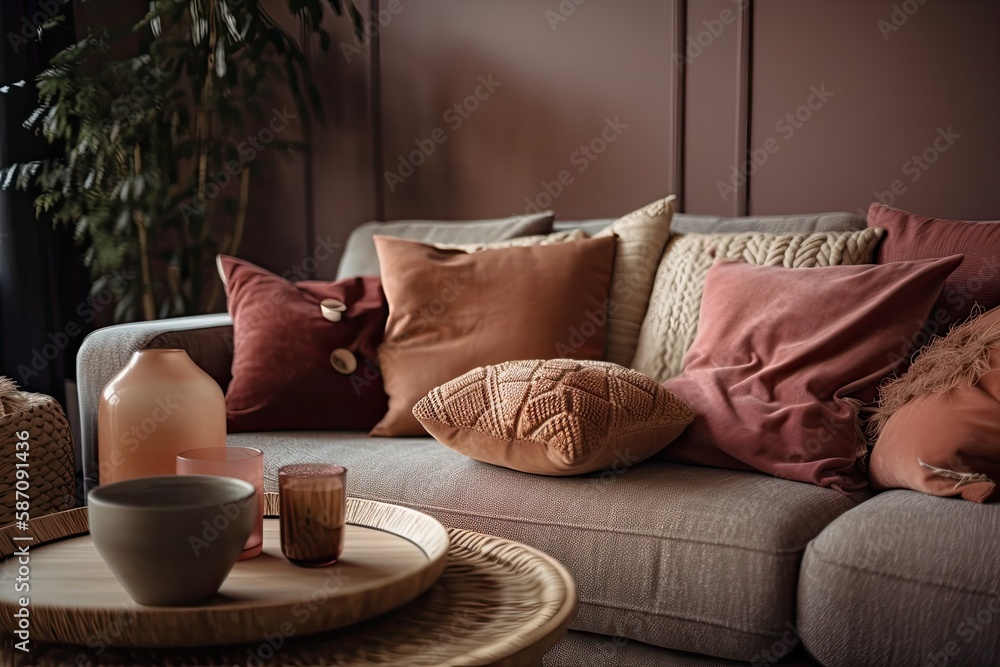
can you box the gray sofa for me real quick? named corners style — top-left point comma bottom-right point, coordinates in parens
top-left (75, 213), bottom-right (1000, 666)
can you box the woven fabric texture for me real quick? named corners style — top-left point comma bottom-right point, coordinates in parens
top-left (543, 631), bottom-right (749, 666)
top-left (631, 227), bottom-right (884, 381)
top-left (413, 359), bottom-right (693, 475)
top-left (594, 196), bottom-right (676, 366)
top-left (227, 431), bottom-right (861, 661)
top-left (799, 491), bottom-right (1000, 667)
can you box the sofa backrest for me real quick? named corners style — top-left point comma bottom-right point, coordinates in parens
top-left (552, 211), bottom-right (866, 236)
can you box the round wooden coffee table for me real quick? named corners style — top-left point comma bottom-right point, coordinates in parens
top-left (0, 494), bottom-right (577, 666)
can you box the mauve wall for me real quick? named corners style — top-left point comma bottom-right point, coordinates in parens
top-left (747, 0), bottom-right (1000, 220)
top-left (233, 0), bottom-right (1000, 272)
top-left (377, 0), bottom-right (682, 222)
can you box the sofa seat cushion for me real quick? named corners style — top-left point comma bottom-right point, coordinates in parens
top-left (230, 431), bottom-right (863, 661)
top-left (798, 491), bottom-right (1000, 667)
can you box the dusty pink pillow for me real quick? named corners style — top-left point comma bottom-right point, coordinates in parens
top-left (659, 255), bottom-right (962, 492)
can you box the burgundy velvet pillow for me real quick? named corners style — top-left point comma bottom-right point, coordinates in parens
top-left (659, 255), bottom-right (962, 492)
top-left (220, 256), bottom-right (388, 432)
top-left (869, 203), bottom-right (1000, 330)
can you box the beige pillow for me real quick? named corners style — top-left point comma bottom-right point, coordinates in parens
top-left (595, 196), bottom-right (676, 367)
top-left (631, 227), bottom-right (885, 381)
top-left (413, 359), bottom-right (694, 475)
top-left (434, 229), bottom-right (587, 252)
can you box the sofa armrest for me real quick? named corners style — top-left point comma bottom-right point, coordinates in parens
top-left (76, 314), bottom-right (234, 496)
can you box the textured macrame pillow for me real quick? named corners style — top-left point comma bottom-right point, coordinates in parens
top-left (869, 305), bottom-right (1000, 502)
top-left (413, 359), bottom-right (694, 476)
top-left (631, 227), bottom-right (884, 381)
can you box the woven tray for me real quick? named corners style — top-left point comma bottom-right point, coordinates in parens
top-left (0, 493), bottom-right (577, 666)
top-left (0, 387), bottom-right (75, 524)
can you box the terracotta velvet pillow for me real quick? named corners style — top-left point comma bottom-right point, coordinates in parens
top-left (414, 359), bottom-right (694, 475)
top-left (659, 255), bottom-right (962, 492)
top-left (220, 256), bottom-right (389, 432)
top-left (869, 306), bottom-right (1000, 502)
top-left (372, 235), bottom-right (617, 436)
top-left (869, 203), bottom-right (1000, 329)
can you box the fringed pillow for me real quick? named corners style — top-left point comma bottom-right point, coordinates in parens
top-left (869, 306), bottom-right (1000, 502)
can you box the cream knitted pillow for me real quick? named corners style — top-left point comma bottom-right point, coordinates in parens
top-left (631, 227), bottom-right (885, 381)
top-left (595, 195), bottom-right (676, 366)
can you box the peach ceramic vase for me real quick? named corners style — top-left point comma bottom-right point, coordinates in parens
top-left (98, 349), bottom-right (226, 485)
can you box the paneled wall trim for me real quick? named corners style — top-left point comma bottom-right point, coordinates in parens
top-left (243, 0), bottom-right (1000, 275)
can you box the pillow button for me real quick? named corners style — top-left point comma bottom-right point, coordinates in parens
top-left (330, 349), bottom-right (358, 375)
top-left (321, 299), bottom-right (347, 322)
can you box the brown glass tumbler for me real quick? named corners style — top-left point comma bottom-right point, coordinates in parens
top-left (278, 464), bottom-right (346, 567)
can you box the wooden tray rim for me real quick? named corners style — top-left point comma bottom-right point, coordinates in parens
top-left (0, 493), bottom-right (450, 647)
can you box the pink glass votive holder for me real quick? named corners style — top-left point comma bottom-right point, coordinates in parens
top-left (278, 464), bottom-right (346, 567)
top-left (176, 447), bottom-right (264, 559)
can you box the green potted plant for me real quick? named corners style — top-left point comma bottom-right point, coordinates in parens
top-left (2, 0), bottom-right (360, 321)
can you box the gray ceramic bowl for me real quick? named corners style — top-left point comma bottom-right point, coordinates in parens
top-left (88, 475), bottom-right (256, 606)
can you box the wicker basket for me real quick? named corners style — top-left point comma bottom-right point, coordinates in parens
top-left (0, 378), bottom-right (76, 525)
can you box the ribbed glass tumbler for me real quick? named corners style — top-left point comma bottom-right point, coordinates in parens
top-left (278, 463), bottom-right (346, 567)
